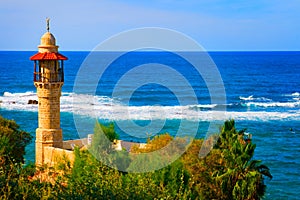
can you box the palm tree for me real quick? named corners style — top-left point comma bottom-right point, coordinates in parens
top-left (213, 120), bottom-right (272, 200)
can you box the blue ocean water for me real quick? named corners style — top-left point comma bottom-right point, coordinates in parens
top-left (0, 51), bottom-right (300, 199)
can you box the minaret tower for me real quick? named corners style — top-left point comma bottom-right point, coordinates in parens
top-left (30, 18), bottom-right (68, 166)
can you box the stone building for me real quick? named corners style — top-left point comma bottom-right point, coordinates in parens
top-left (30, 19), bottom-right (75, 166)
top-left (29, 19), bottom-right (144, 167)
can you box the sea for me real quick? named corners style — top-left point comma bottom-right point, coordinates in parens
top-left (0, 51), bottom-right (299, 199)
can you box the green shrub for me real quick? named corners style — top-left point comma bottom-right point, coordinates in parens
top-left (0, 115), bottom-right (32, 166)
top-left (0, 116), bottom-right (272, 200)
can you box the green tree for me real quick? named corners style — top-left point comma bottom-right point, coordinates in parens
top-left (0, 115), bottom-right (34, 199)
top-left (181, 120), bottom-right (272, 199)
top-left (0, 117), bottom-right (272, 199)
top-left (207, 120), bottom-right (271, 199)
top-left (89, 122), bottom-right (131, 171)
top-left (0, 115), bottom-right (32, 168)
top-left (214, 120), bottom-right (272, 200)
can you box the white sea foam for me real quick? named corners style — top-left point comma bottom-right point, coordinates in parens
top-left (239, 95), bottom-right (254, 101)
top-left (292, 92), bottom-right (300, 97)
top-left (293, 97), bottom-right (300, 101)
top-left (239, 95), bottom-right (271, 102)
top-left (239, 94), bottom-right (299, 108)
top-left (0, 91), bottom-right (38, 112)
top-left (284, 92), bottom-right (300, 97)
top-left (255, 97), bottom-right (272, 102)
top-left (246, 101), bottom-right (300, 108)
top-left (1, 91), bottom-right (300, 121)
top-left (3, 91), bottom-right (36, 97)
top-left (189, 104), bottom-right (217, 109)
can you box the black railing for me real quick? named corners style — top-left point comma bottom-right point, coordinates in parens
top-left (34, 72), bottom-right (64, 82)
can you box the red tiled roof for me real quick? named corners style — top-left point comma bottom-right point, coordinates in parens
top-left (30, 52), bottom-right (68, 60)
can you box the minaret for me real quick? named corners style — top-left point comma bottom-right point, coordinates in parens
top-left (30, 18), bottom-right (68, 166)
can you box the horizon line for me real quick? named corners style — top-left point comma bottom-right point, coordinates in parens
top-left (1, 49), bottom-right (300, 52)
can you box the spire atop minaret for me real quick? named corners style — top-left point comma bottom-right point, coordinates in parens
top-left (46, 17), bottom-right (50, 32)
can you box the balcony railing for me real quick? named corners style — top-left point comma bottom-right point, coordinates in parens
top-left (34, 72), bottom-right (64, 83)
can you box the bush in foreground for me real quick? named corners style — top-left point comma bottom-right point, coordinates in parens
top-left (0, 116), bottom-right (271, 199)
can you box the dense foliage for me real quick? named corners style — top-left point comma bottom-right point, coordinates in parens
top-left (0, 116), bottom-right (272, 199)
top-left (0, 115), bottom-right (33, 198)
top-left (0, 115), bottom-right (32, 166)
top-left (181, 120), bottom-right (272, 199)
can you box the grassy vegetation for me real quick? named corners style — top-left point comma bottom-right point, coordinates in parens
top-left (0, 115), bottom-right (272, 199)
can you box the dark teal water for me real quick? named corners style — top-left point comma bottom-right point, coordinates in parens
top-left (0, 51), bottom-right (299, 199)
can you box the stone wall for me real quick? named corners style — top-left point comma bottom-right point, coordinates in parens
top-left (36, 128), bottom-right (63, 166)
top-left (43, 146), bottom-right (74, 167)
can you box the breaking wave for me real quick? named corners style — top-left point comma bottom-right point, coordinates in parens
top-left (290, 92), bottom-right (300, 97)
top-left (239, 94), bottom-right (300, 108)
top-left (1, 91), bottom-right (300, 121)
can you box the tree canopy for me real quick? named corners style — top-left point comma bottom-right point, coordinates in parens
top-left (0, 115), bottom-right (32, 168)
top-left (0, 116), bottom-right (272, 199)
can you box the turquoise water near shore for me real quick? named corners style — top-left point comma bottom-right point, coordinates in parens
top-left (0, 51), bottom-right (300, 199)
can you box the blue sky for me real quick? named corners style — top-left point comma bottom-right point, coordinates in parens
top-left (1, 0), bottom-right (300, 51)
